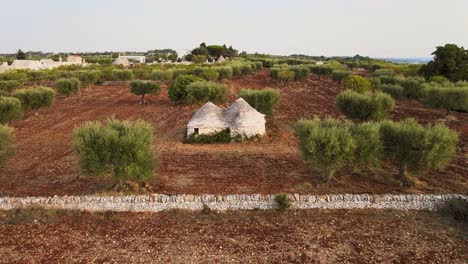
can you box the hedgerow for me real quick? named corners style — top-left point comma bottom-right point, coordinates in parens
top-left (0, 80), bottom-right (22, 93)
top-left (239, 88), bottom-right (280, 116)
top-left (151, 70), bottom-right (173, 81)
top-left (336, 90), bottom-right (394, 121)
top-left (13, 86), bottom-right (55, 110)
top-left (331, 70), bottom-right (351, 83)
top-left (218, 66), bottom-right (233, 80)
top-left (381, 84), bottom-right (404, 99)
top-left (184, 81), bottom-right (228, 105)
top-left (424, 85), bottom-right (468, 112)
top-left (199, 68), bottom-right (219, 81)
top-left (184, 128), bottom-right (231, 144)
top-left (112, 69), bottom-right (134, 81)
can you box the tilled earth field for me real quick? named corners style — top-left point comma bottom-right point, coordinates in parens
top-left (0, 209), bottom-right (466, 263)
top-left (0, 70), bottom-right (467, 196)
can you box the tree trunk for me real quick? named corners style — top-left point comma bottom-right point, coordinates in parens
top-left (322, 168), bottom-right (334, 182)
top-left (399, 163), bottom-right (414, 187)
top-left (141, 94), bottom-right (145, 104)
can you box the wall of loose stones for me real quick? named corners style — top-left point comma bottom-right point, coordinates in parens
top-left (0, 194), bottom-right (466, 212)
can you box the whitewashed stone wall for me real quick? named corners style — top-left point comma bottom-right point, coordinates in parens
top-left (0, 194), bottom-right (466, 212)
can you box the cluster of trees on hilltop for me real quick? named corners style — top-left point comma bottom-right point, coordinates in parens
top-left (185, 43), bottom-right (238, 62)
top-left (419, 44), bottom-right (468, 82)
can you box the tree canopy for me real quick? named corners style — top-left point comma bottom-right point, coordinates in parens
top-left (419, 44), bottom-right (468, 82)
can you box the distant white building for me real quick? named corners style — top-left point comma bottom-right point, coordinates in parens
top-left (10, 60), bottom-right (43, 70)
top-left (187, 98), bottom-right (266, 138)
top-left (112, 56), bottom-right (130, 66)
top-left (216, 55), bottom-right (226, 63)
top-left (119, 55), bottom-right (146, 63)
top-left (0, 54), bottom-right (87, 73)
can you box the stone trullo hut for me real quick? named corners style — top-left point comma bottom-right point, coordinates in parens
top-left (187, 98), bottom-right (266, 138)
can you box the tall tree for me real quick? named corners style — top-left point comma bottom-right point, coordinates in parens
top-left (419, 44), bottom-right (468, 82)
top-left (16, 49), bottom-right (26, 60)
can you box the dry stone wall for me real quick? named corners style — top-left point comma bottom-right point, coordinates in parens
top-left (1, 194), bottom-right (466, 212)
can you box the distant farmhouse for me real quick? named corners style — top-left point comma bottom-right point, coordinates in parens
top-left (187, 98), bottom-right (266, 138)
top-left (0, 55), bottom-right (86, 73)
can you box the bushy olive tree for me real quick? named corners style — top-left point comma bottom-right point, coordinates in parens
top-left (380, 119), bottom-right (458, 186)
top-left (296, 118), bottom-right (355, 181)
top-left (0, 125), bottom-right (15, 166)
top-left (55, 78), bottom-right (81, 95)
top-left (336, 90), bottom-right (395, 121)
top-left (130, 81), bottom-right (161, 104)
top-left (344, 75), bottom-right (372, 93)
top-left (13, 86), bottom-right (55, 111)
top-left (168, 75), bottom-right (203, 103)
top-left (73, 118), bottom-right (155, 182)
top-left (0, 97), bottom-right (23, 124)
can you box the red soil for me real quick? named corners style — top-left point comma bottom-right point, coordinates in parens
top-left (0, 70), bottom-right (466, 196)
top-left (0, 209), bottom-right (466, 263)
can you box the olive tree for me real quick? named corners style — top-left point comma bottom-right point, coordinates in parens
top-left (380, 119), bottom-right (458, 186)
top-left (130, 81), bottom-right (161, 104)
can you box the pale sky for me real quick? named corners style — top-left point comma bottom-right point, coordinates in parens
top-left (1, 0), bottom-right (467, 58)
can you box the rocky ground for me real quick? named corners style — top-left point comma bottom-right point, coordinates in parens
top-left (0, 208), bottom-right (466, 263)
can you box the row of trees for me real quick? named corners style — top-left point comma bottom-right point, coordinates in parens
top-left (186, 43), bottom-right (238, 62)
top-left (296, 118), bottom-right (458, 186)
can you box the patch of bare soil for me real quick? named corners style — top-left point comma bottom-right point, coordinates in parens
top-left (0, 209), bottom-right (465, 263)
top-left (0, 69), bottom-right (466, 196)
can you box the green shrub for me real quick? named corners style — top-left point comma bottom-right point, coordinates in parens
top-left (296, 118), bottom-right (355, 181)
top-left (184, 81), bottom-right (227, 105)
top-left (151, 70), bottom-right (173, 81)
top-left (368, 77), bottom-right (382, 91)
top-left (309, 65), bottom-right (333, 77)
top-left (0, 80), bottom-right (22, 92)
top-left (184, 128), bottom-right (231, 144)
top-left (239, 88), bottom-right (280, 116)
top-left (192, 55), bottom-right (207, 64)
top-left (241, 63), bottom-right (254, 75)
top-left (199, 68), bottom-right (219, 81)
top-left (218, 66), bottom-right (233, 80)
top-left (291, 66), bottom-right (310, 80)
top-left (132, 68), bottom-right (151, 80)
top-left (0, 125), bottom-right (15, 166)
top-left (78, 70), bottom-right (101, 86)
top-left (336, 91), bottom-right (394, 121)
top-left (253, 61), bottom-right (263, 71)
top-left (430, 75), bottom-right (451, 86)
top-left (274, 194), bottom-right (290, 211)
top-left (380, 119), bottom-right (458, 186)
top-left (349, 122), bottom-right (383, 167)
top-left (343, 75), bottom-right (372, 93)
top-left (168, 75), bottom-right (203, 103)
top-left (424, 86), bottom-right (468, 112)
top-left (381, 84), bottom-right (404, 99)
top-left (372, 69), bottom-right (395, 78)
top-left (331, 70), bottom-right (352, 83)
top-left (231, 64), bottom-right (243, 77)
top-left (0, 97), bottom-right (23, 124)
top-left (379, 75), bottom-right (398, 85)
top-left (13, 86), bottom-right (55, 111)
top-left (130, 81), bottom-right (161, 104)
top-left (55, 78), bottom-right (80, 95)
top-left (399, 77), bottom-right (425, 99)
top-left (172, 68), bottom-right (189, 79)
top-left (73, 118), bottom-right (155, 181)
top-left (112, 69), bottom-right (134, 81)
